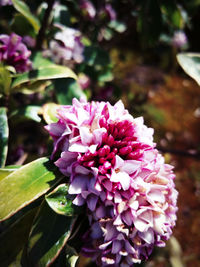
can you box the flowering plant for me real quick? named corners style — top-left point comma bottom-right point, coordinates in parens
top-left (1, 0), bottom-right (196, 266)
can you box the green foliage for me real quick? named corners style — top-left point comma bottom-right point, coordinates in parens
top-left (54, 78), bottom-right (85, 105)
top-left (0, 208), bottom-right (38, 266)
top-left (12, 0), bottom-right (40, 34)
top-left (45, 184), bottom-right (82, 216)
top-left (10, 105), bottom-right (41, 122)
top-left (0, 157), bottom-right (63, 221)
top-left (177, 53), bottom-right (200, 85)
top-left (24, 201), bottom-right (77, 266)
top-left (0, 108), bottom-right (9, 168)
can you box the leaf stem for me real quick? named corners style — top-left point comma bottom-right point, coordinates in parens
top-left (35, 0), bottom-right (55, 50)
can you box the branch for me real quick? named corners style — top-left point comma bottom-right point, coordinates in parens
top-left (35, 0), bottom-right (55, 50)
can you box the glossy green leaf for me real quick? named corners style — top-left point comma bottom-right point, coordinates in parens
top-left (45, 184), bottom-right (81, 216)
top-left (0, 165), bottom-right (21, 182)
top-left (54, 78), bottom-right (85, 105)
top-left (65, 245), bottom-right (79, 267)
top-left (12, 66), bottom-right (77, 89)
top-left (10, 105), bottom-right (41, 122)
top-left (0, 107), bottom-right (9, 168)
top-left (12, 0), bottom-right (40, 33)
top-left (42, 103), bottom-right (59, 124)
top-left (177, 53), bottom-right (200, 85)
top-left (0, 66), bottom-right (11, 95)
top-left (0, 157), bottom-right (63, 221)
top-left (31, 52), bottom-right (59, 69)
top-left (25, 201), bottom-right (76, 267)
top-left (0, 208), bottom-right (37, 266)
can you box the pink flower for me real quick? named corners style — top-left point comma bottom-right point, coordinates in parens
top-left (46, 98), bottom-right (178, 266)
top-left (80, 0), bottom-right (96, 20)
top-left (44, 24), bottom-right (84, 65)
top-left (0, 33), bottom-right (32, 72)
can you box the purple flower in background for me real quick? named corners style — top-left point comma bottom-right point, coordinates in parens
top-left (172, 31), bottom-right (188, 48)
top-left (46, 98), bottom-right (178, 266)
top-left (44, 24), bottom-right (84, 65)
top-left (0, 33), bottom-right (32, 72)
top-left (78, 73), bottom-right (91, 90)
top-left (0, 0), bottom-right (12, 6)
top-left (80, 0), bottom-right (96, 20)
top-left (100, 3), bottom-right (116, 21)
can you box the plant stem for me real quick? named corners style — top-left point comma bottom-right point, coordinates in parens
top-left (35, 0), bottom-right (55, 50)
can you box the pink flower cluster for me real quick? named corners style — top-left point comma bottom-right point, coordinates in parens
top-left (0, 33), bottom-right (32, 73)
top-left (46, 98), bottom-right (178, 266)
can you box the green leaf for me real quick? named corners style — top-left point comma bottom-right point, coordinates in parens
top-left (0, 208), bottom-right (37, 266)
top-left (0, 157), bottom-right (63, 221)
top-left (0, 66), bottom-right (12, 95)
top-left (0, 165), bottom-right (21, 182)
top-left (31, 52), bottom-right (59, 69)
top-left (11, 13), bottom-right (35, 37)
top-left (12, 66), bottom-right (77, 89)
top-left (10, 105), bottom-right (41, 122)
top-left (42, 103), bottom-right (59, 124)
top-left (45, 184), bottom-right (81, 216)
top-left (65, 245), bottom-right (79, 267)
top-left (161, 0), bottom-right (183, 28)
top-left (25, 201), bottom-right (77, 267)
top-left (177, 53), bottom-right (200, 85)
top-left (0, 107), bottom-right (9, 168)
top-left (54, 78), bottom-right (85, 105)
top-left (14, 80), bottom-right (51, 95)
top-left (12, 0), bottom-right (40, 33)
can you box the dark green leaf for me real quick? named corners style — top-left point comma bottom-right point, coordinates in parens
top-left (12, 0), bottom-right (40, 33)
top-left (177, 53), bottom-right (200, 85)
top-left (25, 201), bottom-right (77, 267)
top-left (10, 105), bottom-right (41, 122)
top-left (0, 208), bottom-right (37, 266)
top-left (0, 107), bottom-right (9, 168)
top-left (12, 66), bottom-right (77, 89)
top-left (11, 13), bottom-right (35, 37)
top-left (45, 184), bottom-right (81, 216)
top-left (0, 157), bottom-right (63, 221)
top-left (54, 78), bottom-right (85, 105)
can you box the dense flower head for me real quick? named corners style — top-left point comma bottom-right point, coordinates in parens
top-left (46, 98), bottom-right (178, 266)
top-left (0, 33), bottom-right (32, 72)
top-left (44, 24), bottom-right (84, 65)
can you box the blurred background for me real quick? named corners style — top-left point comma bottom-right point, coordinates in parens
top-left (1, 0), bottom-right (200, 266)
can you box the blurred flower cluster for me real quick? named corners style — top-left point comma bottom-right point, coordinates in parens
top-left (0, 33), bottom-right (32, 72)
